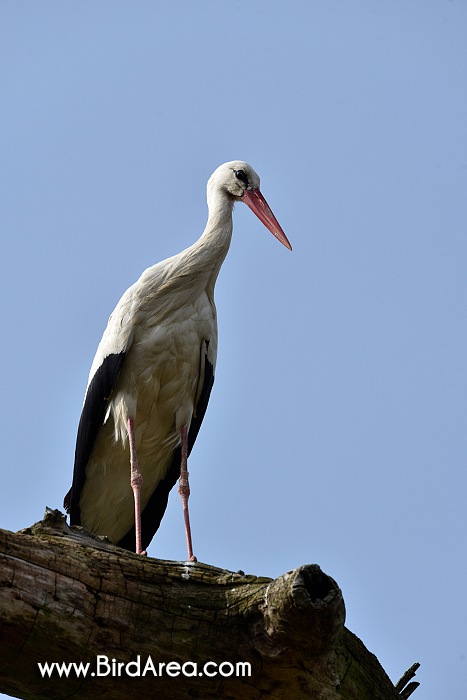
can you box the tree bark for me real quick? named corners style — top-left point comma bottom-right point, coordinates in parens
top-left (0, 509), bottom-right (418, 699)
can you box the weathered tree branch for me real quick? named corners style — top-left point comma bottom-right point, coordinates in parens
top-left (0, 509), bottom-right (418, 699)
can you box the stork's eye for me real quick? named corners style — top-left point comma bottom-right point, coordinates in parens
top-left (234, 169), bottom-right (249, 186)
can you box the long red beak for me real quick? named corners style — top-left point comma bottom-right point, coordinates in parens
top-left (242, 188), bottom-right (292, 251)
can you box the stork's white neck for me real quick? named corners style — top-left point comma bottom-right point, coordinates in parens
top-left (151, 184), bottom-right (235, 309)
top-left (191, 184), bottom-right (235, 284)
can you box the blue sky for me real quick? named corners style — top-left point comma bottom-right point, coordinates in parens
top-left (1, 1), bottom-right (466, 697)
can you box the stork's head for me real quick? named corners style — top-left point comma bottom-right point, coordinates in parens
top-left (208, 161), bottom-right (292, 250)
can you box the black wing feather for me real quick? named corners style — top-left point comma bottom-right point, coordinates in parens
top-left (64, 352), bottom-right (126, 525)
top-left (117, 352), bottom-right (215, 552)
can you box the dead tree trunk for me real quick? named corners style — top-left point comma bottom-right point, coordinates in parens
top-left (0, 509), bottom-right (418, 699)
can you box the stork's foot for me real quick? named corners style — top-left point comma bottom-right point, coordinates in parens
top-left (127, 416), bottom-right (146, 557)
top-left (178, 424), bottom-right (197, 562)
top-left (131, 470), bottom-right (144, 555)
top-left (178, 478), bottom-right (197, 562)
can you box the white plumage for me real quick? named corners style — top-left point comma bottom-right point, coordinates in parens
top-left (64, 160), bottom-right (291, 559)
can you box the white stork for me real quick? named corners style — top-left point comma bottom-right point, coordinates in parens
top-left (64, 161), bottom-right (291, 560)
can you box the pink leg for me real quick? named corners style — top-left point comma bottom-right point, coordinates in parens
top-left (128, 417), bottom-right (146, 556)
top-left (178, 425), bottom-right (197, 562)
